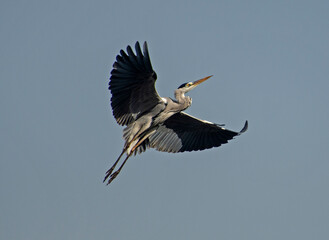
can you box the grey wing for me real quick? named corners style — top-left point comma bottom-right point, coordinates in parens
top-left (149, 112), bottom-right (248, 153)
top-left (109, 41), bottom-right (163, 126)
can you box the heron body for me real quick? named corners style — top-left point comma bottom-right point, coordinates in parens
top-left (104, 41), bottom-right (248, 185)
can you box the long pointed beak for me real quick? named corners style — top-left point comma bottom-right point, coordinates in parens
top-left (192, 75), bottom-right (213, 87)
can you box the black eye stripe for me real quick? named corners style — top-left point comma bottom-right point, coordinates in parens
top-left (178, 82), bottom-right (188, 89)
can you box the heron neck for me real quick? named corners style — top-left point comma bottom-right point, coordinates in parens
top-left (174, 89), bottom-right (186, 103)
top-left (173, 89), bottom-right (191, 112)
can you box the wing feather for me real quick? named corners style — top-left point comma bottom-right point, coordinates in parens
top-left (109, 41), bottom-right (162, 126)
top-left (149, 112), bottom-right (248, 153)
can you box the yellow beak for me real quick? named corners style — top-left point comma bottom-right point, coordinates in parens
top-left (192, 75), bottom-right (213, 86)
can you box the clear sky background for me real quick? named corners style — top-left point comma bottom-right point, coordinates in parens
top-left (1, 0), bottom-right (329, 239)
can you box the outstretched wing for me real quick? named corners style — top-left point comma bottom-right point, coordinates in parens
top-left (149, 112), bottom-right (248, 153)
top-left (109, 41), bottom-right (163, 126)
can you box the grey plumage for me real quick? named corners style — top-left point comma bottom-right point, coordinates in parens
top-left (104, 41), bottom-right (248, 185)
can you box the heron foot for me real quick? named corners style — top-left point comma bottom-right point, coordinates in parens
top-left (104, 152), bottom-right (131, 186)
top-left (103, 167), bottom-right (115, 183)
top-left (106, 170), bottom-right (120, 185)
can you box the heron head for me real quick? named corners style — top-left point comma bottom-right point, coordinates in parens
top-left (177, 75), bottom-right (212, 93)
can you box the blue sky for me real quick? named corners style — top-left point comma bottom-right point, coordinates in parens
top-left (1, 0), bottom-right (329, 239)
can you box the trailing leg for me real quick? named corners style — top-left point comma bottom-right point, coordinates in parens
top-left (106, 153), bottom-right (132, 185)
top-left (103, 149), bottom-right (125, 183)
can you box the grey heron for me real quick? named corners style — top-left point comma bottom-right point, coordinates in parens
top-left (104, 41), bottom-right (248, 185)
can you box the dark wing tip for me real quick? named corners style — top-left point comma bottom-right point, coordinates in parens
top-left (239, 120), bottom-right (248, 134)
top-left (141, 41), bottom-right (154, 74)
top-left (143, 41), bottom-right (148, 50)
top-left (135, 41), bottom-right (141, 49)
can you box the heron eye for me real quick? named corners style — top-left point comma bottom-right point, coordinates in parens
top-left (187, 83), bottom-right (192, 87)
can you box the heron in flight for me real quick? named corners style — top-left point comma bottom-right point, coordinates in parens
top-left (104, 41), bottom-right (248, 185)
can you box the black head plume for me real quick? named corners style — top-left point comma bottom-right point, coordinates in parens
top-left (177, 82), bottom-right (188, 89)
